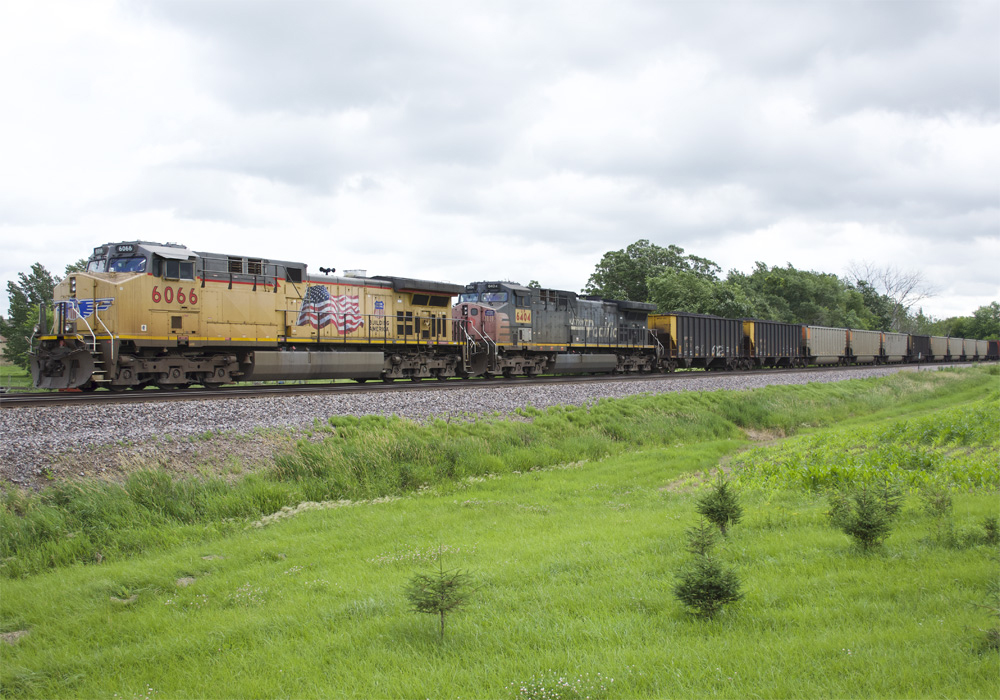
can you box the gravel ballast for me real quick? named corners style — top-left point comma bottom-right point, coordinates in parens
top-left (0, 365), bottom-right (949, 488)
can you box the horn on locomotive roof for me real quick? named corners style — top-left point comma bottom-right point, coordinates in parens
top-left (319, 267), bottom-right (336, 275)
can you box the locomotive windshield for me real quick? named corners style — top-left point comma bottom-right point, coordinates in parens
top-left (481, 292), bottom-right (508, 303)
top-left (458, 293), bottom-right (479, 302)
top-left (86, 258), bottom-right (107, 273)
top-left (108, 257), bottom-right (147, 273)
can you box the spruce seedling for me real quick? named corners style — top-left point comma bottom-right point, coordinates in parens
top-left (830, 485), bottom-right (896, 550)
top-left (673, 555), bottom-right (743, 618)
top-left (696, 474), bottom-right (743, 535)
top-left (404, 545), bottom-right (474, 642)
top-left (685, 517), bottom-right (719, 557)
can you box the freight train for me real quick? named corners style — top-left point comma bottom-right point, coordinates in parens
top-left (29, 241), bottom-right (997, 390)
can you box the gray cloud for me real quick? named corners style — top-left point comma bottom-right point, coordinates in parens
top-left (0, 0), bottom-right (996, 319)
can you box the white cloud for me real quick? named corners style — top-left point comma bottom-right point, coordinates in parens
top-left (0, 0), bottom-right (997, 322)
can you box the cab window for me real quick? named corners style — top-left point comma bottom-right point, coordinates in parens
top-left (87, 259), bottom-right (107, 273)
top-left (482, 292), bottom-right (508, 303)
top-left (164, 260), bottom-right (195, 280)
top-left (108, 257), bottom-right (147, 273)
top-left (459, 293), bottom-right (479, 303)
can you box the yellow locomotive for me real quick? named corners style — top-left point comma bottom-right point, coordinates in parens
top-left (30, 241), bottom-right (467, 389)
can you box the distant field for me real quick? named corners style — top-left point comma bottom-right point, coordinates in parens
top-left (0, 363), bottom-right (32, 391)
top-left (1, 367), bottom-right (997, 699)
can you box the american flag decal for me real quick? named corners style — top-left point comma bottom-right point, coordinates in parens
top-left (296, 286), bottom-right (364, 334)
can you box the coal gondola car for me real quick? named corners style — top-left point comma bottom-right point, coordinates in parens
top-left (649, 312), bottom-right (746, 372)
top-left (742, 319), bottom-right (803, 368)
top-left (802, 326), bottom-right (849, 365)
top-left (882, 332), bottom-right (909, 364)
top-left (848, 329), bottom-right (881, 365)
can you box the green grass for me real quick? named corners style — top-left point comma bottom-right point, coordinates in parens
top-left (1, 366), bottom-right (997, 698)
top-left (2, 367), bottom-right (996, 578)
top-left (0, 363), bottom-right (32, 392)
top-left (1, 445), bottom-right (997, 698)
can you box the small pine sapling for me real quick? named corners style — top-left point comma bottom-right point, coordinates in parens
top-left (404, 546), bottom-right (475, 642)
top-left (696, 474), bottom-right (743, 536)
top-left (829, 485), bottom-right (897, 550)
top-left (673, 555), bottom-right (743, 618)
top-left (921, 486), bottom-right (954, 544)
top-left (684, 517), bottom-right (719, 557)
top-left (981, 516), bottom-right (999, 546)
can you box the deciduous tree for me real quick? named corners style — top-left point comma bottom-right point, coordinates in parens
top-left (0, 264), bottom-right (58, 369)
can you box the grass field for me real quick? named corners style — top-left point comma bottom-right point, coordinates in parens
top-left (1, 367), bottom-right (997, 698)
top-left (0, 364), bottom-right (32, 392)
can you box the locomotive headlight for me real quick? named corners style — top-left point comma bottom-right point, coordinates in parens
top-left (64, 323), bottom-right (74, 333)
top-left (70, 277), bottom-right (76, 294)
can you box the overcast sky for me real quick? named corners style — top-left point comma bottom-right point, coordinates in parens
top-left (1, 0), bottom-right (998, 319)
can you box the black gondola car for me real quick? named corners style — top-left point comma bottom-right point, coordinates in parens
top-left (910, 335), bottom-right (932, 362)
top-left (743, 319), bottom-right (803, 368)
top-left (650, 312), bottom-right (746, 371)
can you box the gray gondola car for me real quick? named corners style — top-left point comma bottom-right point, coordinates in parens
top-left (848, 329), bottom-right (881, 364)
top-left (649, 312), bottom-right (745, 371)
top-left (453, 281), bottom-right (657, 377)
top-left (803, 326), bottom-right (848, 365)
top-left (882, 332), bottom-right (909, 363)
top-left (929, 336), bottom-right (949, 361)
top-left (742, 319), bottom-right (802, 368)
top-left (975, 339), bottom-right (988, 360)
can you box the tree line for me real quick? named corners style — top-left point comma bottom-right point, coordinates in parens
top-left (1, 246), bottom-right (997, 371)
top-left (584, 239), bottom-right (999, 339)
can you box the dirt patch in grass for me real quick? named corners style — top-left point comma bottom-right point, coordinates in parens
top-left (743, 427), bottom-right (786, 442)
top-left (661, 466), bottom-right (733, 494)
top-left (17, 430), bottom-right (304, 490)
top-left (1, 630), bottom-right (29, 645)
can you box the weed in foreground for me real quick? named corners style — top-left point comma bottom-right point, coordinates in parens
top-left (510, 670), bottom-right (617, 700)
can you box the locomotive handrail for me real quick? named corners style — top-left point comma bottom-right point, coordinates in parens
top-left (647, 328), bottom-right (665, 358)
top-left (93, 308), bottom-right (115, 363)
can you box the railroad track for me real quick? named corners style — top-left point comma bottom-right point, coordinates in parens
top-left (0, 362), bottom-right (969, 409)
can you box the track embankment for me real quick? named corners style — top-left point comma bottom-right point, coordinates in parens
top-left (0, 364), bottom-right (962, 489)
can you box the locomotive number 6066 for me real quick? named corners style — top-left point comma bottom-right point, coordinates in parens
top-left (152, 286), bottom-right (198, 305)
